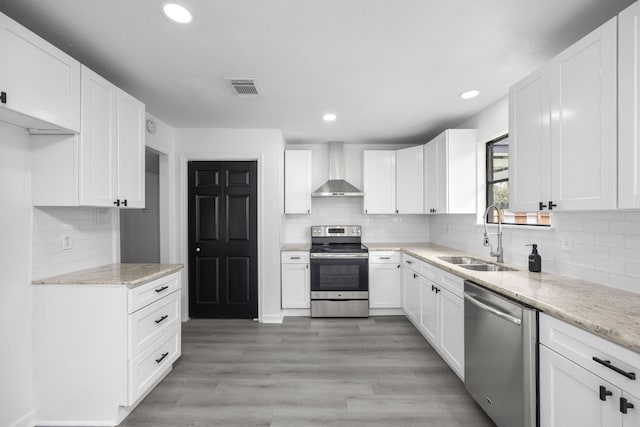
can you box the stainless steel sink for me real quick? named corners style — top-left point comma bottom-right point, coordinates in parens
top-left (438, 256), bottom-right (487, 265)
top-left (437, 255), bottom-right (516, 272)
top-left (460, 264), bottom-right (516, 272)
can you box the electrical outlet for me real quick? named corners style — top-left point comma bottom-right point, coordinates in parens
top-left (61, 234), bottom-right (72, 251)
top-left (96, 208), bottom-right (110, 225)
top-left (560, 235), bottom-right (573, 252)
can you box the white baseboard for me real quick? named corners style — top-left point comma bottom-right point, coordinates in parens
top-left (282, 308), bottom-right (311, 317)
top-left (260, 313), bottom-right (284, 323)
top-left (8, 409), bottom-right (35, 427)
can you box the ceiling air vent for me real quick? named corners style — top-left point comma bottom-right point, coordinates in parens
top-left (227, 79), bottom-right (262, 97)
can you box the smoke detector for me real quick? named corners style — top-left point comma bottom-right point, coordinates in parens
top-left (227, 79), bottom-right (263, 97)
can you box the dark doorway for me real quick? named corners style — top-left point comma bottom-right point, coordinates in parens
top-left (188, 161), bottom-right (258, 318)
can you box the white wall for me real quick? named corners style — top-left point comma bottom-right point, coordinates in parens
top-left (173, 128), bottom-right (285, 323)
top-left (431, 96), bottom-right (640, 294)
top-left (0, 123), bottom-right (34, 427)
top-left (282, 143), bottom-right (430, 244)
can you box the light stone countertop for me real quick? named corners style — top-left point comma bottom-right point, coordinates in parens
top-left (281, 243), bottom-right (311, 251)
top-left (32, 263), bottom-right (184, 289)
top-left (365, 242), bottom-right (640, 353)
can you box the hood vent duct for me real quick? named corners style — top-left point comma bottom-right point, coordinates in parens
top-left (311, 142), bottom-right (364, 197)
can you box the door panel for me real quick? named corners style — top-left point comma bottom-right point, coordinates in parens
top-left (188, 161), bottom-right (258, 318)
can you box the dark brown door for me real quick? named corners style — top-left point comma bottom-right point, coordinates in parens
top-left (188, 161), bottom-right (258, 318)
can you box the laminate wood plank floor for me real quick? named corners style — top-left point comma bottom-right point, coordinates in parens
top-left (120, 316), bottom-right (495, 427)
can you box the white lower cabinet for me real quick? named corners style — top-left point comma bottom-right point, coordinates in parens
top-left (369, 251), bottom-right (402, 308)
top-left (540, 313), bottom-right (640, 427)
top-left (281, 251), bottom-right (310, 309)
top-left (403, 253), bottom-right (464, 380)
top-left (33, 271), bottom-right (182, 426)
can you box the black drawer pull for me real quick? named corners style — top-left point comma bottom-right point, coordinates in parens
top-left (621, 397), bottom-right (635, 414)
top-left (593, 357), bottom-right (636, 380)
top-left (599, 385), bottom-right (613, 401)
top-left (155, 352), bottom-right (169, 364)
top-left (155, 315), bottom-right (169, 324)
top-left (155, 286), bottom-right (169, 293)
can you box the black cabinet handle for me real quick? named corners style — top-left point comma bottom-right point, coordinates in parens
top-left (431, 285), bottom-right (435, 292)
top-left (397, 265), bottom-right (401, 269)
top-left (548, 201), bottom-right (557, 210)
top-left (592, 357), bottom-right (636, 380)
top-left (413, 273), bottom-right (417, 279)
top-left (599, 385), bottom-right (613, 401)
top-left (113, 199), bottom-right (120, 206)
top-left (155, 352), bottom-right (169, 364)
top-left (155, 315), bottom-right (169, 324)
top-left (396, 209), bottom-right (399, 214)
top-left (0, 91), bottom-right (6, 104)
top-left (621, 397), bottom-right (635, 414)
top-left (122, 199), bottom-right (128, 207)
top-left (435, 287), bottom-right (440, 293)
top-left (539, 201), bottom-right (547, 210)
top-left (155, 286), bottom-right (169, 293)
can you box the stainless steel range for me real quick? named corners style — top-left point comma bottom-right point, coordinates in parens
top-left (309, 225), bottom-right (369, 318)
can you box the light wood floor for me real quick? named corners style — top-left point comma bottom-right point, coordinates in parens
top-left (120, 316), bottom-right (495, 427)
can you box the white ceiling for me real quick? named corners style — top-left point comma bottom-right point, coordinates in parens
top-left (0, 0), bottom-right (634, 145)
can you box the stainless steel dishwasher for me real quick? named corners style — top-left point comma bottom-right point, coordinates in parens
top-left (464, 280), bottom-right (538, 427)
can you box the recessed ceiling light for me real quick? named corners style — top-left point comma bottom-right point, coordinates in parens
top-left (459, 89), bottom-right (480, 100)
top-left (323, 113), bottom-right (337, 122)
top-left (163, 3), bottom-right (193, 24)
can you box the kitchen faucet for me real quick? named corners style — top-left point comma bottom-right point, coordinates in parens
top-left (483, 204), bottom-right (504, 263)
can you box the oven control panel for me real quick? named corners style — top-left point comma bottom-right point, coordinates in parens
top-left (311, 225), bottom-right (361, 237)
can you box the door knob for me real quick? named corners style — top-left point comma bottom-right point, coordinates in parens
top-left (195, 248), bottom-right (201, 252)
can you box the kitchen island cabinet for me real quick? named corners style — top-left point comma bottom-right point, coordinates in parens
top-left (32, 264), bottom-right (182, 426)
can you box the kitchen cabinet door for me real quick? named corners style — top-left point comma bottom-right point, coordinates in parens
top-left (439, 288), bottom-right (464, 379)
top-left (396, 145), bottom-right (424, 214)
top-left (402, 268), bottom-right (420, 323)
top-left (281, 263), bottom-right (310, 309)
top-left (509, 66), bottom-right (551, 212)
top-left (424, 130), bottom-right (476, 214)
top-left (363, 150), bottom-right (396, 214)
top-left (0, 12), bottom-right (80, 133)
top-left (285, 150), bottom-right (312, 214)
top-left (540, 345), bottom-right (621, 427)
top-left (419, 277), bottom-right (438, 345)
top-left (549, 17), bottom-right (617, 211)
top-left (116, 89), bottom-right (145, 208)
top-left (369, 262), bottom-right (402, 308)
top-left (80, 66), bottom-right (118, 207)
top-left (619, 2), bottom-right (640, 209)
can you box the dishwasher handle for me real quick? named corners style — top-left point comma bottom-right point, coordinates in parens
top-left (464, 293), bottom-right (522, 325)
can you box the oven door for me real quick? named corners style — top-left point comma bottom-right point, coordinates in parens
top-left (309, 255), bottom-right (368, 294)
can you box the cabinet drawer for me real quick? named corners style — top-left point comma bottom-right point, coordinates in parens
top-left (369, 251), bottom-right (401, 264)
top-left (128, 273), bottom-right (180, 314)
top-left (127, 325), bottom-right (181, 405)
top-left (281, 251), bottom-right (310, 264)
top-left (540, 313), bottom-right (640, 397)
top-left (128, 290), bottom-right (180, 359)
top-left (438, 270), bottom-right (464, 298)
top-left (419, 261), bottom-right (438, 282)
top-left (402, 254), bottom-right (420, 272)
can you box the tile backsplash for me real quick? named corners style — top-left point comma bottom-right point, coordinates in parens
top-left (32, 207), bottom-right (115, 280)
top-left (282, 197), bottom-right (430, 244)
top-left (430, 211), bottom-right (640, 294)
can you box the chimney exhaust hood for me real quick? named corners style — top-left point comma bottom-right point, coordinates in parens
top-left (311, 142), bottom-right (364, 197)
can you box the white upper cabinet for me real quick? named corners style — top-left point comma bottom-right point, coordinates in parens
top-left (0, 12), bottom-right (80, 133)
top-left (32, 66), bottom-right (145, 208)
top-left (363, 150), bottom-right (396, 214)
top-left (396, 145), bottom-right (424, 214)
top-left (509, 66), bottom-right (551, 212)
top-left (424, 129), bottom-right (477, 214)
top-left (284, 150), bottom-right (312, 214)
top-left (510, 17), bottom-right (617, 212)
top-left (549, 17), bottom-right (617, 211)
top-left (619, 2), bottom-right (640, 209)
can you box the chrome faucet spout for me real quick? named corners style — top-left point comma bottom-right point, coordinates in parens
top-left (482, 204), bottom-right (504, 263)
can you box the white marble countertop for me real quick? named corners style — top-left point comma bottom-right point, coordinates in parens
top-left (365, 242), bottom-right (640, 353)
top-left (32, 263), bottom-right (184, 289)
top-left (281, 243), bottom-right (311, 251)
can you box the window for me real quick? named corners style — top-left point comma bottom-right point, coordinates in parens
top-left (485, 134), bottom-right (550, 226)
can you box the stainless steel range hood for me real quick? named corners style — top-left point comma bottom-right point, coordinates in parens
top-left (312, 142), bottom-right (364, 197)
